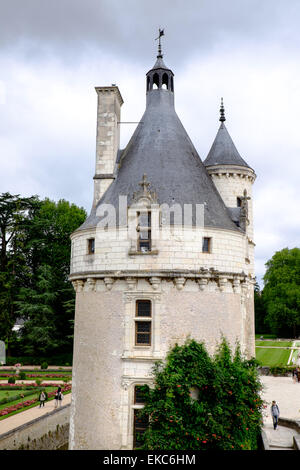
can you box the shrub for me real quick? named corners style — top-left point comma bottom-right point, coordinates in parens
top-left (8, 376), bottom-right (16, 384)
top-left (40, 362), bottom-right (48, 370)
top-left (18, 371), bottom-right (27, 380)
top-left (139, 338), bottom-right (264, 450)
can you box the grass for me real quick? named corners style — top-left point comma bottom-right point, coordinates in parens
top-left (255, 341), bottom-right (292, 348)
top-left (0, 387), bottom-right (56, 411)
top-left (0, 388), bottom-right (71, 421)
top-left (255, 347), bottom-right (291, 367)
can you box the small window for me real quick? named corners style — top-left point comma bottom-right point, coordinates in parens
top-left (136, 300), bottom-right (151, 317)
top-left (88, 238), bottom-right (95, 254)
top-left (202, 237), bottom-right (211, 253)
top-left (137, 212), bottom-right (151, 252)
top-left (135, 300), bottom-right (152, 346)
top-left (237, 197), bottom-right (242, 207)
top-left (162, 72), bottom-right (169, 90)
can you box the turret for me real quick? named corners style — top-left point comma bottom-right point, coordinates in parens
top-left (203, 99), bottom-right (256, 273)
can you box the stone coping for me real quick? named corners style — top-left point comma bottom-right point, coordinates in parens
top-left (0, 403), bottom-right (71, 441)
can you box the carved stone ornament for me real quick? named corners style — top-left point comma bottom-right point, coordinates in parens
top-left (132, 173), bottom-right (157, 204)
top-left (104, 277), bottom-right (114, 291)
top-left (73, 280), bottom-right (84, 293)
top-left (149, 277), bottom-right (161, 290)
top-left (86, 277), bottom-right (96, 292)
top-left (174, 277), bottom-right (186, 290)
top-left (126, 277), bottom-right (137, 291)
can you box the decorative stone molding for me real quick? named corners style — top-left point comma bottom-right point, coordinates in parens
top-left (174, 277), bottom-right (186, 290)
top-left (218, 277), bottom-right (228, 292)
top-left (149, 277), bottom-right (161, 290)
top-left (72, 280), bottom-right (85, 292)
top-left (104, 277), bottom-right (114, 291)
top-left (198, 278), bottom-right (208, 291)
top-left (232, 278), bottom-right (241, 293)
top-left (86, 277), bottom-right (96, 292)
top-left (126, 277), bottom-right (137, 291)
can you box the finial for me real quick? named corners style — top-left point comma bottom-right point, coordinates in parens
top-left (155, 28), bottom-right (165, 58)
top-left (139, 173), bottom-right (150, 194)
top-left (219, 97), bottom-right (226, 122)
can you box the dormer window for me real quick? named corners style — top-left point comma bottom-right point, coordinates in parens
top-left (137, 211), bottom-right (151, 253)
top-left (237, 197), bottom-right (242, 207)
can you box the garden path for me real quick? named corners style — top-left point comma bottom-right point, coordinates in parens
top-left (260, 376), bottom-right (300, 449)
top-left (0, 393), bottom-right (72, 435)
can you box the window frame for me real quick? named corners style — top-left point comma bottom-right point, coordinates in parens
top-left (135, 300), bottom-right (152, 347)
top-left (87, 238), bottom-right (95, 255)
top-left (202, 237), bottom-right (212, 253)
top-left (137, 211), bottom-right (151, 253)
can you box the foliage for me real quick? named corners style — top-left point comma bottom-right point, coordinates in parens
top-left (18, 371), bottom-right (26, 380)
top-left (139, 338), bottom-right (264, 450)
top-left (41, 362), bottom-right (48, 370)
top-left (0, 192), bottom-right (86, 356)
top-left (254, 282), bottom-right (269, 334)
top-left (8, 376), bottom-right (16, 384)
top-left (263, 248), bottom-right (300, 337)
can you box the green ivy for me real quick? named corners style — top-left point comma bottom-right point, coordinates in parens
top-left (139, 338), bottom-right (264, 450)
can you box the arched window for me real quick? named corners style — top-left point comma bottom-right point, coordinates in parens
top-left (153, 73), bottom-right (159, 89)
top-left (146, 76), bottom-right (150, 92)
top-left (162, 73), bottom-right (169, 90)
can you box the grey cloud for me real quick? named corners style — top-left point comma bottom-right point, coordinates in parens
top-left (1, 0), bottom-right (300, 66)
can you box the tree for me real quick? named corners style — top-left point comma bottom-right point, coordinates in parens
top-left (254, 282), bottom-right (269, 334)
top-left (15, 265), bottom-right (58, 355)
top-left (139, 338), bottom-right (264, 450)
top-left (263, 248), bottom-right (300, 337)
top-left (0, 192), bottom-right (86, 356)
top-left (0, 193), bottom-right (41, 350)
top-left (15, 198), bottom-right (87, 355)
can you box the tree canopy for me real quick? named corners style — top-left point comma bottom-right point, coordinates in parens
top-left (0, 192), bottom-right (86, 356)
top-left (263, 247), bottom-right (300, 337)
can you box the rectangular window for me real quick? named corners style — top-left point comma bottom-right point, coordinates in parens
top-left (135, 321), bottom-right (151, 345)
top-left (133, 409), bottom-right (148, 449)
top-left (134, 385), bottom-right (149, 404)
top-left (137, 212), bottom-right (151, 252)
top-left (135, 300), bottom-right (152, 346)
top-left (202, 237), bottom-right (211, 253)
top-left (237, 197), bottom-right (242, 207)
top-left (88, 238), bottom-right (95, 254)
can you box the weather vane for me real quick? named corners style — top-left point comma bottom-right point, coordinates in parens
top-left (155, 28), bottom-right (165, 58)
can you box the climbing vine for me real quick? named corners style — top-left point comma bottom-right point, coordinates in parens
top-left (139, 338), bottom-right (264, 450)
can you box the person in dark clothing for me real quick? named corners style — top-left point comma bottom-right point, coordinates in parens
top-left (271, 400), bottom-right (280, 430)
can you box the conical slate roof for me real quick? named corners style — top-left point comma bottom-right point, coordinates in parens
top-left (203, 121), bottom-right (251, 168)
top-left (80, 81), bottom-right (239, 232)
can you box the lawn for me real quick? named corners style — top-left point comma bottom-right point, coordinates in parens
top-left (255, 347), bottom-right (291, 367)
top-left (255, 341), bottom-right (292, 348)
top-left (0, 387), bottom-right (57, 411)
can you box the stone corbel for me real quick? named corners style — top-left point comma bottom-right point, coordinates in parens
top-left (174, 277), bottom-right (186, 290)
top-left (232, 278), bottom-right (241, 293)
top-left (85, 277), bottom-right (96, 292)
top-left (218, 277), bottom-right (228, 292)
top-left (104, 277), bottom-right (114, 291)
top-left (72, 280), bottom-right (84, 293)
top-left (126, 277), bottom-right (137, 291)
top-left (198, 278), bottom-right (208, 291)
top-left (149, 277), bottom-right (161, 290)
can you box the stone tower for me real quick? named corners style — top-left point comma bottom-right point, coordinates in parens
top-left (69, 42), bottom-right (256, 450)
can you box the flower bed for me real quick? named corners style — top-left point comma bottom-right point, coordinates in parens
top-left (0, 384), bottom-right (71, 417)
top-left (0, 373), bottom-right (70, 378)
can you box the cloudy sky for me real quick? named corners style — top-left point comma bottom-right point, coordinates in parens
top-left (1, 0), bottom-right (299, 286)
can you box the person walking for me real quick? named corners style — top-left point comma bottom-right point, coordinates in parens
top-left (271, 400), bottom-right (280, 430)
top-left (39, 391), bottom-right (46, 408)
top-left (58, 389), bottom-right (63, 407)
top-left (54, 386), bottom-right (61, 408)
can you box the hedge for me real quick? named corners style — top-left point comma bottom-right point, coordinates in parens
top-left (4, 354), bottom-right (72, 366)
